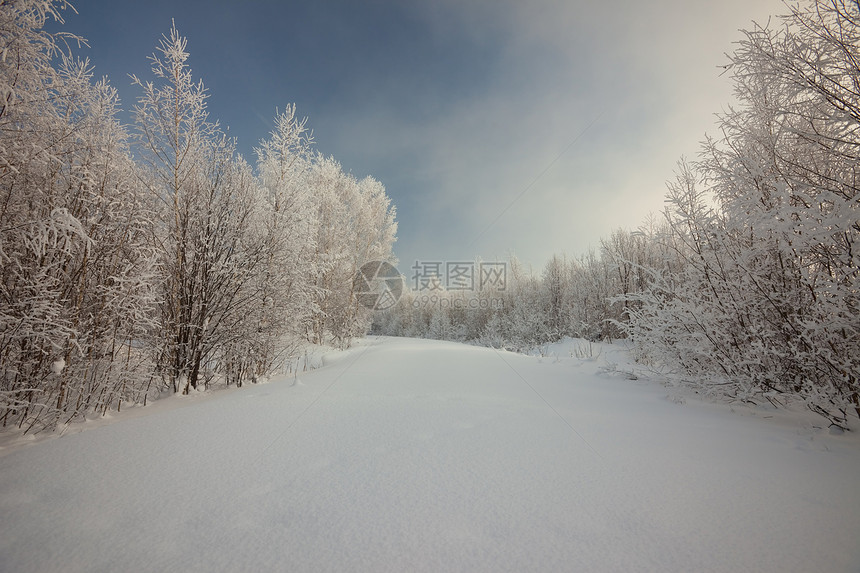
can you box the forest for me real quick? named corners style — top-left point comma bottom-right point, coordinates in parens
top-left (0, 1), bottom-right (397, 432)
top-left (1, 0), bottom-right (858, 434)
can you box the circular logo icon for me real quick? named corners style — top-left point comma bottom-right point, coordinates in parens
top-left (353, 261), bottom-right (403, 311)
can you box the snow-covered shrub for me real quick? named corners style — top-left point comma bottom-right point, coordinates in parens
top-left (624, 0), bottom-right (860, 428)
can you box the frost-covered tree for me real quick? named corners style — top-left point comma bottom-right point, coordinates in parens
top-left (132, 24), bottom-right (267, 393)
top-left (308, 155), bottom-right (397, 347)
top-left (43, 67), bottom-right (157, 424)
top-left (237, 105), bottom-right (320, 384)
top-left (0, 0), bottom-right (155, 431)
top-left (0, 5), bottom-right (401, 433)
top-left (542, 254), bottom-right (568, 340)
top-left (625, 0), bottom-right (860, 428)
top-left (562, 249), bottom-right (615, 341)
top-left (307, 156), bottom-right (354, 345)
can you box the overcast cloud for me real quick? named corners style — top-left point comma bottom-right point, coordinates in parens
top-left (66, 0), bottom-right (786, 271)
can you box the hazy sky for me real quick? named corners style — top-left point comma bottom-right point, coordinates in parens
top-left (61, 0), bottom-right (786, 271)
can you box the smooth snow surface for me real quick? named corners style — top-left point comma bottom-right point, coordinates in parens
top-left (1, 337), bottom-right (858, 572)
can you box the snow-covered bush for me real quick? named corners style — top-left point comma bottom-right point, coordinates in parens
top-left (624, 0), bottom-right (860, 428)
top-left (0, 0), bottom-right (156, 432)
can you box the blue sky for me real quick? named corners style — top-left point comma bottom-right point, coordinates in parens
top-left (60, 0), bottom-right (785, 272)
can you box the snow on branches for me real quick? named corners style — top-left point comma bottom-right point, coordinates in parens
top-left (0, 2), bottom-right (397, 432)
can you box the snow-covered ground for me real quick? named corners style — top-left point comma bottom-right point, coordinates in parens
top-left (1, 336), bottom-right (858, 572)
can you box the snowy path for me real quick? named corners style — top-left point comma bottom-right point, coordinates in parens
top-left (1, 337), bottom-right (858, 572)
